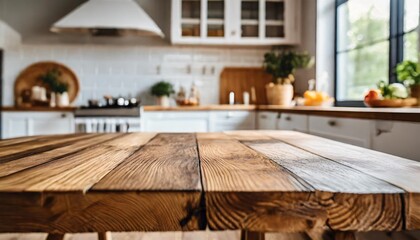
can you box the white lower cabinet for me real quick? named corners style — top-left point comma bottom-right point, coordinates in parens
top-left (210, 111), bottom-right (255, 132)
top-left (1, 111), bottom-right (75, 139)
top-left (277, 113), bottom-right (309, 133)
top-left (371, 120), bottom-right (420, 161)
top-left (142, 111), bottom-right (210, 132)
top-left (308, 116), bottom-right (372, 148)
top-left (142, 110), bottom-right (255, 132)
top-left (257, 111), bottom-right (279, 130)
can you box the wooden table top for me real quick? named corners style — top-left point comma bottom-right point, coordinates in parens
top-left (0, 131), bottom-right (419, 235)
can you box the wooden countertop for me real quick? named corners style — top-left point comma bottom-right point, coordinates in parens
top-left (1, 106), bottom-right (77, 112)
top-left (0, 131), bottom-right (419, 237)
top-left (143, 104), bottom-right (257, 111)
top-left (2, 105), bottom-right (420, 122)
top-left (258, 105), bottom-right (420, 122)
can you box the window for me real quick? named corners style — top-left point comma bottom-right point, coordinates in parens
top-left (335, 0), bottom-right (419, 105)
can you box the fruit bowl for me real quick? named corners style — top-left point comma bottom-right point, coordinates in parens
top-left (364, 98), bottom-right (418, 108)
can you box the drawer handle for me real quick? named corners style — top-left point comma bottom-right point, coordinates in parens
top-left (260, 115), bottom-right (267, 119)
top-left (61, 114), bottom-right (67, 118)
top-left (327, 120), bottom-right (336, 127)
top-left (285, 116), bottom-right (292, 121)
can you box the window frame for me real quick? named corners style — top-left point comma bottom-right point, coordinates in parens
top-left (334, 0), bottom-right (408, 107)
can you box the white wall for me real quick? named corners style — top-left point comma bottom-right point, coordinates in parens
top-left (0, 0), bottom-right (317, 106)
top-left (0, 20), bottom-right (21, 49)
top-left (3, 45), bottom-right (268, 106)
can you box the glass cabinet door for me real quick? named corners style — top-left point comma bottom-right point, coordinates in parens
top-left (207, 0), bottom-right (225, 37)
top-left (240, 0), bottom-right (259, 38)
top-left (265, 0), bottom-right (285, 38)
top-left (181, 0), bottom-right (201, 37)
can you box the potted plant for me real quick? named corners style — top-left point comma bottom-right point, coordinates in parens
top-left (263, 51), bottom-right (314, 106)
top-left (151, 81), bottom-right (175, 107)
top-left (39, 68), bottom-right (69, 107)
top-left (396, 60), bottom-right (420, 106)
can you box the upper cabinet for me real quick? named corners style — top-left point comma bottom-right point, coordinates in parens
top-left (171, 0), bottom-right (301, 46)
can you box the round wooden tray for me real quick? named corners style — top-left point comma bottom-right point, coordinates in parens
top-left (14, 61), bottom-right (80, 104)
top-left (364, 98), bottom-right (418, 108)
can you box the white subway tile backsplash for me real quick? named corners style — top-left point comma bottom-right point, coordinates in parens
top-left (2, 43), bottom-right (267, 106)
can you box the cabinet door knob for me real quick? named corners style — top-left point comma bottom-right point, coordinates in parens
top-left (231, 30), bottom-right (236, 36)
top-left (327, 120), bottom-right (336, 126)
top-left (61, 113), bottom-right (67, 118)
top-left (285, 116), bottom-right (292, 121)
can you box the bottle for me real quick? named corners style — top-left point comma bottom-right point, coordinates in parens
top-left (243, 91), bottom-right (250, 105)
top-left (229, 91), bottom-right (235, 105)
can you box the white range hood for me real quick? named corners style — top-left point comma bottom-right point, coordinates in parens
top-left (51, 0), bottom-right (164, 37)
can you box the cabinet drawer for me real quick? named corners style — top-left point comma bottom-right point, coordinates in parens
top-left (277, 113), bottom-right (308, 132)
top-left (257, 111), bottom-right (279, 130)
top-left (308, 116), bottom-right (371, 147)
top-left (210, 111), bottom-right (255, 131)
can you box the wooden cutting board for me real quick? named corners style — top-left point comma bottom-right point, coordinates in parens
top-left (219, 67), bottom-right (272, 105)
top-left (14, 61), bottom-right (80, 104)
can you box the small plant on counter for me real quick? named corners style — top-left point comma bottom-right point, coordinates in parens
top-left (396, 60), bottom-right (420, 106)
top-left (263, 51), bottom-right (314, 106)
top-left (39, 68), bottom-right (68, 94)
top-left (151, 81), bottom-right (175, 107)
top-left (38, 68), bottom-right (70, 107)
top-left (151, 81), bottom-right (175, 97)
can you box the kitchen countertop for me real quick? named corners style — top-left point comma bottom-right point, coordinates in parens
top-left (258, 105), bottom-right (420, 122)
top-left (143, 104), bottom-right (257, 111)
top-left (1, 106), bottom-right (77, 112)
top-left (0, 131), bottom-right (419, 236)
top-left (2, 105), bottom-right (420, 122)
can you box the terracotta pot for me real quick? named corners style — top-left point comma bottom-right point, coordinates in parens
top-left (156, 96), bottom-right (170, 107)
top-left (411, 85), bottom-right (420, 106)
top-left (265, 83), bottom-right (294, 106)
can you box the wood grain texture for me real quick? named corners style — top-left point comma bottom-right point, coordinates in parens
top-left (93, 133), bottom-right (201, 191)
top-left (0, 134), bottom-right (96, 163)
top-left (0, 134), bottom-right (121, 178)
top-left (211, 132), bottom-right (404, 232)
top-left (0, 133), bottom-right (156, 192)
top-left (219, 68), bottom-right (272, 105)
top-left (0, 191), bottom-right (203, 233)
top-left (263, 130), bottom-right (420, 229)
top-left (0, 131), bottom-right (419, 234)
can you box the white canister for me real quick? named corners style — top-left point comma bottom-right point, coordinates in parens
top-left (56, 92), bottom-right (70, 107)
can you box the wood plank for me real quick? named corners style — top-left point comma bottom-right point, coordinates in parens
top-left (0, 134), bottom-right (98, 163)
top-left (0, 133), bottom-right (156, 192)
top-left (93, 133), bottom-right (201, 191)
top-left (243, 140), bottom-right (403, 231)
top-left (0, 133), bottom-right (204, 233)
top-left (93, 133), bottom-right (205, 231)
top-left (202, 132), bottom-right (403, 232)
top-left (198, 133), bottom-right (323, 232)
top-left (262, 130), bottom-right (420, 230)
top-left (0, 191), bottom-right (203, 233)
top-left (0, 134), bottom-right (122, 178)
